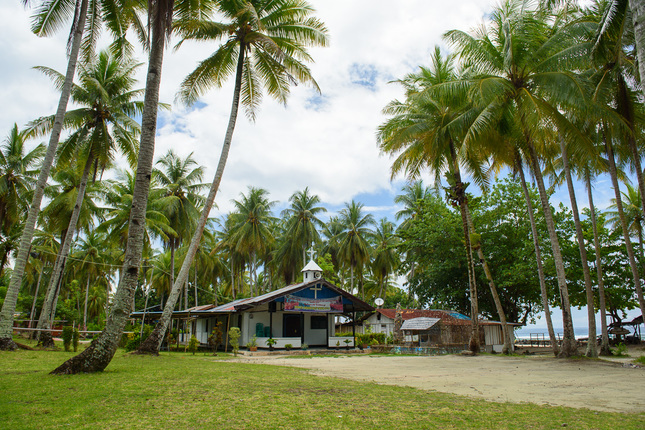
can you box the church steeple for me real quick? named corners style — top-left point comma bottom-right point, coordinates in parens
top-left (301, 245), bottom-right (323, 282)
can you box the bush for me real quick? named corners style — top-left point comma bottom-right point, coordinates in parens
top-left (612, 343), bottom-right (629, 357)
top-left (188, 335), bottom-right (199, 355)
top-left (285, 343), bottom-right (292, 351)
top-left (62, 326), bottom-right (73, 352)
top-left (229, 327), bottom-right (241, 356)
top-left (124, 333), bottom-right (141, 352)
top-left (72, 328), bottom-right (80, 352)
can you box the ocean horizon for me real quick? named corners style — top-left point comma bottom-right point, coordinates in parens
top-left (515, 326), bottom-right (643, 340)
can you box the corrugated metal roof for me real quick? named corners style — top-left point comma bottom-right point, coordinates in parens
top-left (400, 317), bottom-right (440, 331)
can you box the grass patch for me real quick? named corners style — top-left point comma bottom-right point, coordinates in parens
top-left (1, 345), bottom-right (644, 429)
top-left (634, 356), bottom-right (645, 366)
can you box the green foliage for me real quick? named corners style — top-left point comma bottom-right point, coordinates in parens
top-left (188, 335), bottom-right (199, 355)
top-left (357, 332), bottom-right (386, 346)
top-left (301, 343), bottom-right (308, 350)
top-left (61, 326), bottom-right (73, 352)
top-left (228, 327), bottom-right (241, 356)
top-left (284, 343), bottom-right (292, 351)
top-left (265, 338), bottom-right (277, 347)
top-left (317, 253), bottom-right (340, 285)
top-left (208, 321), bottom-right (224, 353)
top-left (633, 356), bottom-right (645, 365)
top-left (72, 327), bottom-right (79, 352)
top-left (612, 343), bottom-right (629, 357)
top-left (246, 335), bottom-right (257, 349)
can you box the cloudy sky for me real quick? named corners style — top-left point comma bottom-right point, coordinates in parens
top-left (0, 0), bottom-right (638, 331)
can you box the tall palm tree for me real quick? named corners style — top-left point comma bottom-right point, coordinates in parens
top-left (228, 187), bottom-right (276, 295)
top-left (337, 200), bottom-right (374, 299)
top-left (0, 0), bottom-right (140, 351)
top-left (0, 125), bottom-right (45, 235)
top-left (377, 47), bottom-right (488, 353)
top-left (153, 150), bottom-right (206, 292)
top-left (444, 0), bottom-right (587, 356)
top-left (32, 50), bottom-right (143, 347)
top-left (281, 187), bottom-right (327, 267)
top-left (135, 0), bottom-right (327, 355)
top-left (52, 0), bottom-right (178, 373)
top-left (371, 218), bottom-right (399, 301)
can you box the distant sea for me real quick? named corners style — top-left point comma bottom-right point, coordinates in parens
top-left (515, 327), bottom-right (643, 341)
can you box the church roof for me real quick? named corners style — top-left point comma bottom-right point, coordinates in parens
top-left (301, 260), bottom-right (323, 272)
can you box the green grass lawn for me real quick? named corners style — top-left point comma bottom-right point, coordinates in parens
top-left (1, 342), bottom-right (644, 429)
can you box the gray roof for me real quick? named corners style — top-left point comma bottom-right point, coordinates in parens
top-left (400, 317), bottom-right (440, 331)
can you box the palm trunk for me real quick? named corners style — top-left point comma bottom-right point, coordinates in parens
top-left (194, 264), bottom-right (198, 308)
top-left (136, 42), bottom-right (246, 355)
top-left (0, 0), bottom-right (89, 351)
top-left (449, 144), bottom-right (479, 353)
top-left (558, 138), bottom-right (597, 358)
top-left (526, 143), bottom-right (577, 357)
top-left (28, 268), bottom-right (44, 329)
top-left (51, 4), bottom-right (170, 373)
top-left (83, 277), bottom-right (90, 331)
top-left (464, 206), bottom-right (513, 354)
top-left (605, 138), bottom-right (645, 323)
top-left (586, 173), bottom-right (611, 356)
top-left (37, 151), bottom-right (94, 347)
top-left (517, 161), bottom-right (558, 356)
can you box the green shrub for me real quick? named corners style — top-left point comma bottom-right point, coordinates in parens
top-left (612, 343), bottom-right (629, 357)
top-left (228, 327), bottom-right (241, 356)
top-left (633, 356), bottom-right (645, 365)
top-left (285, 343), bottom-right (292, 351)
top-left (188, 336), bottom-right (199, 355)
top-left (124, 333), bottom-right (141, 352)
top-left (62, 326), bottom-right (73, 352)
top-left (72, 328), bottom-right (80, 352)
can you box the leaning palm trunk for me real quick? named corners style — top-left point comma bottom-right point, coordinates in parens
top-left (449, 145), bottom-right (479, 353)
top-left (136, 44), bottom-right (246, 355)
top-left (0, 0), bottom-right (89, 351)
top-left (517, 160), bottom-right (559, 356)
top-left (51, 5), bottom-right (171, 373)
top-left (585, 173), bottom-right (610, 356)
top-left (37, 152), bottom-right (94, 348)
top-left (558, 138), bottom-right (597, 358)
top-left (605, 137), bottom-right (645, 322)
top-left (526, 143), bottom-right (577, 357)
top-left (464, 206), bottom-right (512, 354)
top-left (83, 277), bottom-right (90, 331)
top-left (28, 268), bottom-right (44, 329)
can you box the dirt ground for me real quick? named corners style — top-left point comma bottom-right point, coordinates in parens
top-left (240, 346), bottom-right (645, 413)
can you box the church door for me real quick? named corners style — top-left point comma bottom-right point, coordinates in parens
top-left (283, 314), bottom-right (302, 338)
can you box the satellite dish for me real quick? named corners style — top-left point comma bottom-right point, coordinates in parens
top-left (374, 298), bottom-right (384, 307)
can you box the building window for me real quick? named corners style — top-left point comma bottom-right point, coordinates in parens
top-left (311, 315), bottom-right (327, 330)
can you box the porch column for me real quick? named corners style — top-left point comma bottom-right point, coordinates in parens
top-left (325, 314), bottom-right (329, 349)
top-left (300, 312), bottom-right (305, 344)
top-left (352, 305), bottom-right (356, 348)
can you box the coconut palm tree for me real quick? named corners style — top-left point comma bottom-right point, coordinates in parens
top-left (31, 50), bottom-right (143, 347)
top-left (134, 0), bottom-right (328, 356)
top-left (337, 200), bottom-right (374, 299)
top-left (228, 187), bottom-right (276, 294)
top-left (153, 150), bottom-right (206, 295)
top-left (371, 218), bottom-right (399, 301)
top-left (0, 125), bottom-right (45, 235)
top-left (0, 0), bottom-right (140, 351)
top-left (377, 47), bottom-right (488, 353)
top-left (443, 0), bottom-right (588, 356)
top-left (51, 0), bottom-right (178, 373)
top-left (281, 187), bottom-right (327, 268)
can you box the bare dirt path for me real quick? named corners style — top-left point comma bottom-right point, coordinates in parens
top-left (240, 351), bottom-right (645, 413)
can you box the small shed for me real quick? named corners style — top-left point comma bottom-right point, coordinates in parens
top-left (400, 317), bottom-right (441, 346)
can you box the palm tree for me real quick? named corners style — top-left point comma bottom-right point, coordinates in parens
top-left (443, 0), bottom-right (587, 356)
top-left (337, 200), bottom-right (374, 298)
top-left (32, 50), bottom-right (143, 347)
top-left (52, 0), bottom-right (177, 373)
top-left (134, 0), bottom-right (328, 356)
top-left (153, 150), bottom-right (206, 294)
top-left (0, 0), bottom-right (140, 351)
top-left (0, 125), bottom-right (45, 235)
top-left (228, 187), bottom-right (276, 295)
top-left (377, 47), bottom-right (488, 353)
top-left (99, 169), bottom-right (176, 255)
top-left (371, 218), bottom-right (399, 301)
top-left (281, 187), bottom-right (327, 267)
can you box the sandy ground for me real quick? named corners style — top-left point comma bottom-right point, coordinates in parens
top-left (238, 348), bottom-right (645, 413)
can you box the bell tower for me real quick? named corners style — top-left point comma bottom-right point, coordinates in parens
top-left (301, 245), bottom-right (323, 282)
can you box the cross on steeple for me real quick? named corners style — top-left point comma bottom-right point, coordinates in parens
top-left (308, 244), bottom-right (315, 262)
